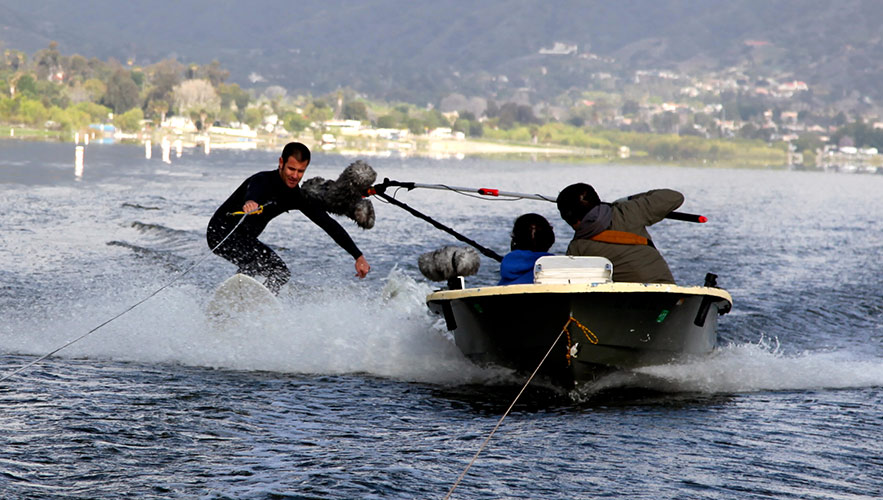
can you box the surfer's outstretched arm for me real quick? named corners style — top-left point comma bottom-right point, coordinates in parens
top-left (300, 198), bottom-right (371, 279)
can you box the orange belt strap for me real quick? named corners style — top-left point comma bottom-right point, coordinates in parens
top-left (589, 230), bottom-right (648, 245)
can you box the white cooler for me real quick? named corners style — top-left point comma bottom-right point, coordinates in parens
top-left (533, 256), bottom-right (613, 285)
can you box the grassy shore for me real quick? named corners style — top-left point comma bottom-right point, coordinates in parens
top-left (1, 124), bottom-right (789, 167)
top-left (1, 126), bottom-right (67, 140)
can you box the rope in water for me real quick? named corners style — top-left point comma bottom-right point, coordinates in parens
top-left (443, 326), bottom-right (566, 500)
top-left (0, 207), bottom-right (260, 385)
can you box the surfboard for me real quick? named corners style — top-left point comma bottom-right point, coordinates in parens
top-left (206, 273), bottom-right (281, 321)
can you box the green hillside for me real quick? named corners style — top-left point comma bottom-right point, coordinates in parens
top-left (2, 0), bottom-right (882, 106)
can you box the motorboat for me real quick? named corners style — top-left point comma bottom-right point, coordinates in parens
top-left (366, 179), bottom-right (731, 388)
top-left (426, 256), bottom-right (733, 388)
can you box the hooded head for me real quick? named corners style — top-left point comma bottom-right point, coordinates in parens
top-left (556, 183), bottom-right (601, 226)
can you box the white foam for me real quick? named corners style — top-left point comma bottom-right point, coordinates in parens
top-left (578, 335), bottom-right (883, 396)
top-left (1, 269), bottom-right (500, 385)
top-left (5, 272), bottom-right (880, 393)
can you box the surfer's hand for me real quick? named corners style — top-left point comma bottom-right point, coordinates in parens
top-left (242, 200), bottom-right (259, 214)
top-left (355, 255), bottom-right (370, 278)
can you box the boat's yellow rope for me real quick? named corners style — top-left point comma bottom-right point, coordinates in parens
top-left (562, 316), bottom-right (598, 365)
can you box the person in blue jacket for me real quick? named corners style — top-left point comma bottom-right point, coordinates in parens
top-left (498, 213), bottom-right (555, 285)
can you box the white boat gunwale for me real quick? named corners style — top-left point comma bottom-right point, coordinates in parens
top-left (427, 281), bottom-right (733, 305)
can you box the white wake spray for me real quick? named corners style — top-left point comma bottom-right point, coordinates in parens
top-left (574, 334), bottom-right (883, 398)
top-left (1, 269), bottom-right (505, 386)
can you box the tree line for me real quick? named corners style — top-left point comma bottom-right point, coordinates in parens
top-left (0, 42), bottom-right (495, 137)
top-left (1, 42), bottom-right (258, 133)
top-left (2, 42), bottom-right (792, 165)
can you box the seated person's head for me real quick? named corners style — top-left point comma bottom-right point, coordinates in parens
top-left (510, 213), bottom-right (555, 252)
top-left (556, 183), bottom-right (601, 226)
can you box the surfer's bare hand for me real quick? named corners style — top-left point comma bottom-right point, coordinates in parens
top-left (243, 200), bottom-right (259, 213)
top-left (355, 255), bottom-right (370, 278)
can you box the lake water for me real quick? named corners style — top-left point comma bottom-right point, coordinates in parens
top-left (1, 140), bottom-right (881, 499)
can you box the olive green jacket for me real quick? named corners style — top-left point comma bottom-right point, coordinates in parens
top-left (565, 189), bottom-right (684, 284)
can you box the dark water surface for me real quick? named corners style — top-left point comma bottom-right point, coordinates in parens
top-left (1, 141), bottom-right (881, 499)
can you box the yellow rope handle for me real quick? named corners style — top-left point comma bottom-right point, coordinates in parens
top-left (561, 316), bottom-right (599, 365)
top-left (229, 205), bottom-right (265, 216)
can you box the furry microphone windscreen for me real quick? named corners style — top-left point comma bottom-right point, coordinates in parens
top-left (301, 160), bottom-right (377, 229)
top-left (417, 246), bottom-right (481, 281)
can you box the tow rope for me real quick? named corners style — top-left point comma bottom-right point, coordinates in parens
top-left (444, 315), bottom-right (601, 498)
top-left (443, 325), bottom-right (566, 499)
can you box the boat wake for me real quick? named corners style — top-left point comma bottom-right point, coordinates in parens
top-left (120, 202), bottom-right (162, 211)
top-left (573, 335), bottom-right (883, 401)
top-left (125, 221), bottom-right (204, 251)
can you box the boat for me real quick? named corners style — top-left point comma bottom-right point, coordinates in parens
top-left (426, 256), bottom-right (733, 388)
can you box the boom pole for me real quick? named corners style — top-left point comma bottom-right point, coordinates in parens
top-left (369, 179), bottom-right (707, 223)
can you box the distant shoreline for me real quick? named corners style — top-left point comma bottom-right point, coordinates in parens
top-left (0, 127), bottom-right (597, 158)
top-left (0, 126), bottom-right (793, 167)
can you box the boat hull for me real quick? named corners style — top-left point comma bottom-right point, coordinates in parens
top-left (427, 282), bottom-right (732, 388)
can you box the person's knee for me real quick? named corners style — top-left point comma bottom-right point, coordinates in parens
top-left (264, 265), bottom-right (290, 294)
top-left (245, 256), bottom-right (289, 282)
top-left (268, 261), bottom-right (290, 282)
top-left (277, 265), bottom-right (291, 283)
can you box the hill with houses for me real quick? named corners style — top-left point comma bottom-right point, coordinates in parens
top-left (1, 0), bottom-right (882, 115)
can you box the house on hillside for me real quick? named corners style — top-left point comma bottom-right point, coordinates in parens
top-left (539, 42), bottom-right (577, 55)
top-left (776, 80), bottom-right (809, 98)
top-left (208, 125), bottom-right (257, 139)
top-left (324, 119), bottom-right (362, 129)
top-left (780, 111), bottom-right (799, 125)
top-left (428, 127), bottom-right (453, 139)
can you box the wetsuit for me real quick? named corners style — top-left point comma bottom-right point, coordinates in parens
top-left (206, 170), bottom-right (362, 293)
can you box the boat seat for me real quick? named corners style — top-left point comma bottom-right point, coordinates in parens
top-left (533, 256), bottom-right (613, 285)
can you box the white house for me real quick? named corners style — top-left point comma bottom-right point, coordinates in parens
top-left (162, 116), bottom-right (198, 133)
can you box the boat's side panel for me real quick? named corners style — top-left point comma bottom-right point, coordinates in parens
top-left (428, 288), bottom-right (730, 387)
top-left (430, 293), bottom-right (575, 385)
top-left (567, 293), bottom-right (722, 369)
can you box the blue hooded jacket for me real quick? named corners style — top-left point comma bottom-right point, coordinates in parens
top-left (498, 249), bottom-right (553, 285)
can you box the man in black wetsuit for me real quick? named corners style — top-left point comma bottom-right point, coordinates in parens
top-left (206, 142), bottom-right (370, 293)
